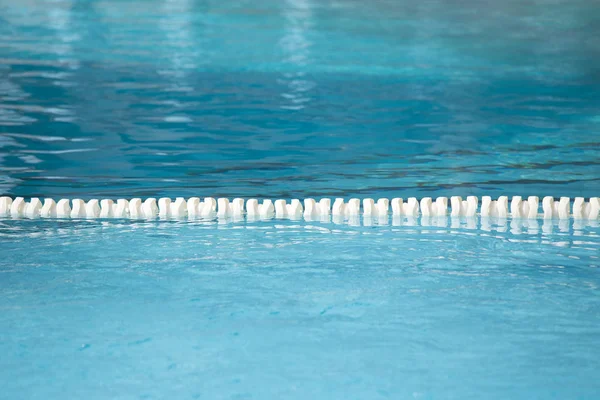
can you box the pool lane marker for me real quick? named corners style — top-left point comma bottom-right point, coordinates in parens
top-left (0, 195), bottom-right (598, 220)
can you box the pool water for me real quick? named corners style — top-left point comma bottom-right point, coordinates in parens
top-left (2, 218), bottom-right (599, 399)
top-left (1, 0), bottom-right (599, 398)
top-left (1, 0), bottom-right (599, 199)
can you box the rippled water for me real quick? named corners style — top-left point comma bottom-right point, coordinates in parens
top-left (1, 0), bottom-right (600, 399)
top-left (0, 0), bottom-right (599, 198)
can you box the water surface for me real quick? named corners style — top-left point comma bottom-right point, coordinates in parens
top-left (1, 1), bottom-right (600, 398)
top-left (1, 217), bottom-right (599, 399)
top-left (0, 0), bottom-right (598, 199)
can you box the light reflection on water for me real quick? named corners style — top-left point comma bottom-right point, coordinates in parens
top-left (1, 214), bottom-right (599, 255)
top-left (278, 0), bottom-right (314, 111)
top-left (0, 0), bottom-right (598, 200)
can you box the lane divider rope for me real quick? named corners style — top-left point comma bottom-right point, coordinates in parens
top-left (0, 195), bottom-right (598, 220)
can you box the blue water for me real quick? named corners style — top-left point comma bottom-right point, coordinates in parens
top-left (1, 0), bottom-right (600, 398)
top-left (1, 0), bottom-right (599, 198)
top-left (1, 218), bottom-right (599, 399)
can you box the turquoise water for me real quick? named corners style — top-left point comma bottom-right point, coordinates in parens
top-left (1, 0), bottom-right (600, 398)
top-left (1, 0), bottom-right (599, 198)
top-left (1, 218), bottom-right (599, 399)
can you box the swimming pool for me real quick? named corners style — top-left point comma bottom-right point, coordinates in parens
top-left (1, 0), bottom-right (599, 398)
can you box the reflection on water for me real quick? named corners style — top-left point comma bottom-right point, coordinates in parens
top-left (0, 0), bottom-right (598, 199)
top-left (1, 213), bottom-right (599, 250)
top-left (1, 216), bottom-right (599, 284)
top-left (278, 0), bottom-right (314, 110)
top-left (157, 0), bottom-right (196, 125)
top-left (159, 0), bottom-right (195, 85)
top-left (47, 0), bottom-right (79, 72)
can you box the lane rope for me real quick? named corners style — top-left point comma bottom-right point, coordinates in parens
top-left (1, 195), bottom-right (598, 220)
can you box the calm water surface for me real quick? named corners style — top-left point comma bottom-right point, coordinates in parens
top-left (1, 218), bottom-right (599, 399)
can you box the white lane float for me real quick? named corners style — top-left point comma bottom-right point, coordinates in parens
top-left (0, 195), bottom-right (598, 221)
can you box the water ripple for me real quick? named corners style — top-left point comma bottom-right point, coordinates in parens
top-left (0, 0), bottom-right (598, 199)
